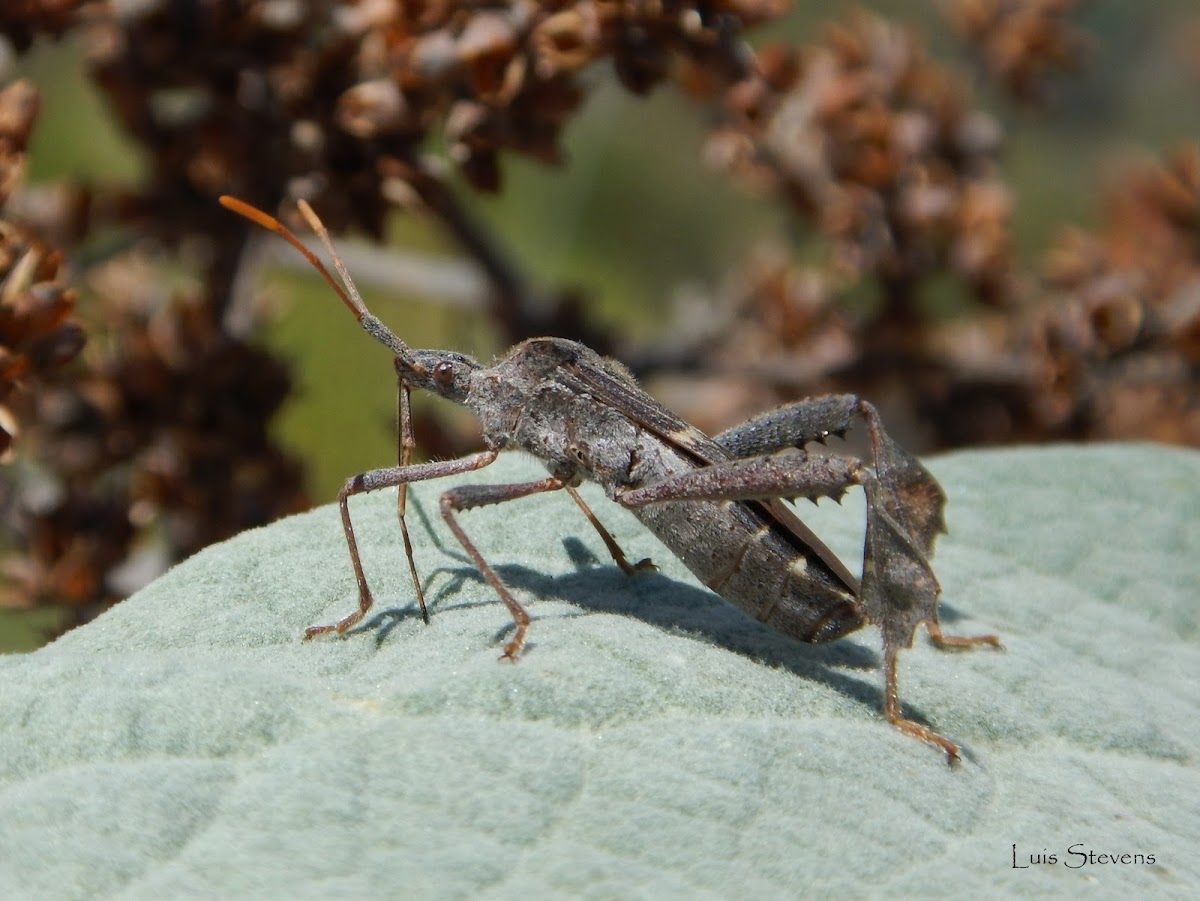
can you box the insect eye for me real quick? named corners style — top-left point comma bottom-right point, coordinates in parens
top-left (433, 361), bottom-right (455, 386)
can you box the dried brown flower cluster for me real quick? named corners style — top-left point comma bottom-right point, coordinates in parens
top-left (648, 9), bottom-right (1195, 449)
top-left (660, 141), bottom-right (1200, 448)
top-left (649, 11), bottom-right (1019, 436)
top-left (0, 0), bottom-right (84, 53)
top-left (81, 0), bottom-right (785, 208)
top-left (889, 141), bottom-right (1200, 447)
top-left (703, 11), bottom-right (1015, 314)
top-left (3, 276), bottom-right (309, 609)
top-left (942, 0), bottom-right (1089, 103)
top-left (1017, 145), bottom-right (1200, 444)
top-left (0, 80), bottom-right (85, 459)
top-left (0, 69), bottom-right (309, 624)
top-left (79, 0), bottom-right (785, 340)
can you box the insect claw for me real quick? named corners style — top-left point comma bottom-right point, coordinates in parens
top-left (305, 608), bottom-right (364, 640)
top-left (927, 622), bottom-right (1003, 652)
top-left (499, 625), bottom-right (528, 661)
top-left (888, 708), bottom-right (964, 764)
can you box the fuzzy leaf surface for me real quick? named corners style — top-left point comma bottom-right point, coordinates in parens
top-left (1, 445), bottom-right (1197, 898)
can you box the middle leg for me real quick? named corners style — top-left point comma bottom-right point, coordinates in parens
top-left (565, 486), bottom-right (656, 576)
top-left (440, 475), bottom-right (573, 660)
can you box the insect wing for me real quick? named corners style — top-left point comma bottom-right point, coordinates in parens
top-left (555, 359), bottom-right (732, 466)
top-left (556, 358), bottom-right (860, 594)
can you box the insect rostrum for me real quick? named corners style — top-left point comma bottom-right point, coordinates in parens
top-left (221, 195), bottom-right (1000, 764)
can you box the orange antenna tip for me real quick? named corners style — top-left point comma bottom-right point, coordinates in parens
top-left (219, 194), bottom-right (366, 323)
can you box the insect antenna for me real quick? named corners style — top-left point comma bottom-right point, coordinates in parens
top-left (218, 195), bottom-right (415, 360)
top-left (218, 195), bottom-right (364, 321)
top-left (295, 200), bottom-right (370, 319)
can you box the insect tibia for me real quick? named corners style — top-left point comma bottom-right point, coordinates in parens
top-left (857, 467), bottom-right (940, 649)
top-left (858, 402), bottom-right (947, 555)
top-left (882, 643), bottom-right (964, 764)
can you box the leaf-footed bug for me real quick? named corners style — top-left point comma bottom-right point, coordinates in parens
top-left (221, 195), bottom-right (1001, 763)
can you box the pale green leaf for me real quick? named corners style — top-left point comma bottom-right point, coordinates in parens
top-left (1, 445), bottom-right (1197, 898)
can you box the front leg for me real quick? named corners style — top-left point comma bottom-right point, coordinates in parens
top-left (307, 450), bottom-right (499, 640)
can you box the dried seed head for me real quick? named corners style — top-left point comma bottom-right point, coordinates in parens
top-left (408, 29), bottom-right (461, 85)
top-left (0, 81), bottom-right (86, 460)
top-left (943, 0), bottom-right (1089, 103)
top-left (531, 8), bottom-right (600, 80)
top-left (336, 78), bottom-right (411, 138)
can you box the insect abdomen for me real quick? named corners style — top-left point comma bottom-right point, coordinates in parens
top-left (630, 500), bottom-right (864, 644)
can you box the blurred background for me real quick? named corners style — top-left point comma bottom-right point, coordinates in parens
top-left (1, 0), bottom-right (1197, 650)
